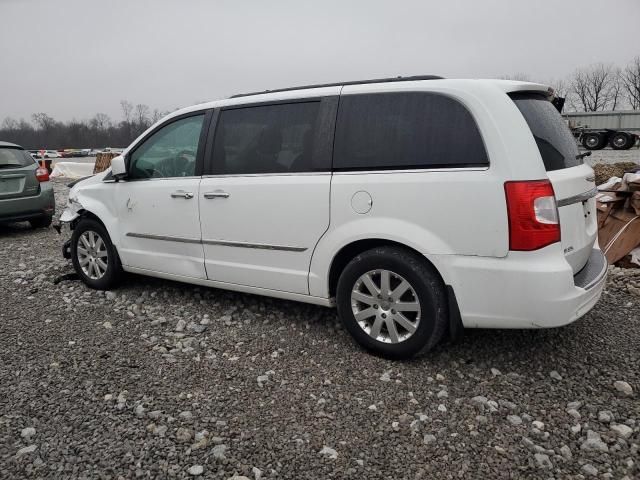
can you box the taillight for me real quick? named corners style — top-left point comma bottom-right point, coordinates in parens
top-left (504, 180), bottom-right (560, 251)
top-left (35, 166), bottom-right (49, 182)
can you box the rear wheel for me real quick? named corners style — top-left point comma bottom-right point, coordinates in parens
top-left (336, 246), bottom-right (448, 359)
top-left (582, 132), bottom-right (605, 150)
top-left (71, 218), bottom-right (122, 290)
top-left (29, 215), bottom-right (52, 228)
top-left (610, 132), bottom-right (633, 150)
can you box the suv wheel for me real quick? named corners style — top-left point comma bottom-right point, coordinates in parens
top-left (336, 246), bottom-right (447, 359)
top-left (71, 218), bottom-right (122, 290)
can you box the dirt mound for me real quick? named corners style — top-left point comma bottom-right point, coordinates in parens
top-left (593, 162), bottom-right (638, 185)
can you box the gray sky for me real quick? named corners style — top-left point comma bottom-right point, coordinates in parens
top-left (1, 0), bottom-right (638, 122)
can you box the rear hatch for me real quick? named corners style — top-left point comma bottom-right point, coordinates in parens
top-left (510, 92), bottom-right (597, 274)
top-left (0, 147), bottom-right (40, 200)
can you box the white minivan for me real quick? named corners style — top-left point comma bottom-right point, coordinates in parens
top-left (60, 76), bottom-right (607, 358)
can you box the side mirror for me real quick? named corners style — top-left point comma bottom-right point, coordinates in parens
top-left (111, 155), bottom-right (127, 178)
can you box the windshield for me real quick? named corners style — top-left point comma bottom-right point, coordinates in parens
top-left (510, 92), bottom-right (581, 171)
top-left (0, 148), bottom-right (35, 168)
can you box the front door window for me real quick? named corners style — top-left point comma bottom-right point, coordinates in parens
top-left (129, 114), bottom-right (205, 179)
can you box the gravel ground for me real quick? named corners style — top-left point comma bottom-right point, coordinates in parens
top-left (585, 147), bottom-right (640, 167)
top-left (0, 180), bottom-right (638, 480)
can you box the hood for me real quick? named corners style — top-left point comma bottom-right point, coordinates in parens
top-left (68, 168), bottom-right (111, 197)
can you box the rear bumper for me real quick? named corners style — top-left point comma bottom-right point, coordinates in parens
top-left (0, 182), bottom-right (55, 222)
top-left (431, 244), bottom-right (607, 329)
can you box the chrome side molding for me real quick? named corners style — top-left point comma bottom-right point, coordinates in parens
top-left (125, 232), bottom-right (201, 244)
top-left (557, 187), bottom-right (598, 208)
top-left (126, 232), bottom-right (307, 252)
top-left (202, 239), bottom-right (307, 252)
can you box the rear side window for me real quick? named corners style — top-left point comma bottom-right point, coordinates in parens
top-left (333, 92), bottom-right (488, 170)
top-left (0, 148), bottom-right (34, 168)
top-left (212, 102), bottom-right (321, 175)
top-left (510, 93), bottom-right (581, 171)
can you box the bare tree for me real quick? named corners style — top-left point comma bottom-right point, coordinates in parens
top-left (0, 101), bottom-right (166, 148)
top-left (499, 73), bottom-right (532, 82)
top-left (31, 112), bottom-right (56, 130)
top-left (1, 117), bottom-right (18, 130)
top-left (92, 113), bottom-right (112, 131)
top-left (610, 68), bottom-right (625, 110)
top-left (120, 100), bottom-right (134, 123)
top-left (621, 56), bottom-right (640, 109)
top-left (135, 104), bottom-right (150, 128)
top-left (569, 63), bottom-right (619, 111)
top-left (150, 109), bottom-right (165, 124)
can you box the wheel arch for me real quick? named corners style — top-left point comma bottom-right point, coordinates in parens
top-left (326, 238), bottom-right (463, 343)
top-left (72, 209), bottom-right (105, 230)
top-left (326, 238), bottom-right (445, 299)
top-left (69, 202), bottom-right (123, 266)
top-left (67, 192), bottom-right (121, 247)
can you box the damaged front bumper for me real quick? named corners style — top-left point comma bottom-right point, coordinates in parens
top-left (57, 197), bottom-right (83, 260)
top-left (59, 198), bottom-right (83, 224)
top-left (54, 197), bottom-right (83, 233)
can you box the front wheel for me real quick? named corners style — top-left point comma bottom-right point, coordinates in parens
top-left (71, 218), bottom-right (122, 290)
top-left (582, 132), bottom-right (605, 150)
top-left (336, 246), bottom-right (448, 359)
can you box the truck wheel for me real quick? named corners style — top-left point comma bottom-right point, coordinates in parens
top-left (582, 132), bottom-right (605, 150)
top-left (610, 132), bottom-right (633, 150)
top-left (336, 246), bottom-right (448, 359)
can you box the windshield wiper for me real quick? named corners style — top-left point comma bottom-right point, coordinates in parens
top-left (576, 151), bottom-right (592, 160)
top-left (0, 164), bottom-right (24, 169)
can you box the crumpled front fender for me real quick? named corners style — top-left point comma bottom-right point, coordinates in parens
top-left (59, 207), bottom-right (81, 223)
top-left (59, 196), bottom-right (84, 224)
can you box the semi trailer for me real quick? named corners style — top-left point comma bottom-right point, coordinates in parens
top-left (562, 110), bottom-right (640, 150)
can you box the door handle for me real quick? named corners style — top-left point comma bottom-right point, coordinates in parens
top-left (171, 191), bottom-right (194, 199)
top-left (204, 191), bottom-right (230, 199)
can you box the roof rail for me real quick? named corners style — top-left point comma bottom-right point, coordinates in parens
top-left (230, 75), bottom-right (444, 98)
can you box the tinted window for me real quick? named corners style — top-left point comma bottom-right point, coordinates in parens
top-left (129, 114), bottom-right (204, 179)
top-left (212, 102), bottom-right (321, 174)
top-left (510, 93), bottom-right (581, 171)
top-left (333, 92), bottom-right (488, 170)
top-left (0, 148), bottom-right (35, 168)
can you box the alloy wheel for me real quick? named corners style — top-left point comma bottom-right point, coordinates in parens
top-left (77, 230), bottom-right (108, 280)
top-left (350, 269), bottom-right (421, 344)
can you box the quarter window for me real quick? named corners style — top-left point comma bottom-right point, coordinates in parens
top-left (212, 102), bottom-right (321, 175)
top-left (510, 93), bottom-right (581, 172)
top-left (129, 114), bottom-right (205, 179)
top-left (333, 92), bottom-right (488, 170)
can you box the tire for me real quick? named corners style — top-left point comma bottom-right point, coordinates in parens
top-left (29, 215), bottom-right (52, 229)
top-left (582, 132), bottom-right (605, 150)
top-left (610, 132), bottom-right (630, 150)
top-left (336, 246), bottom-right (448, 359)
top-left (71, 218), bottom-right (122, 290)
